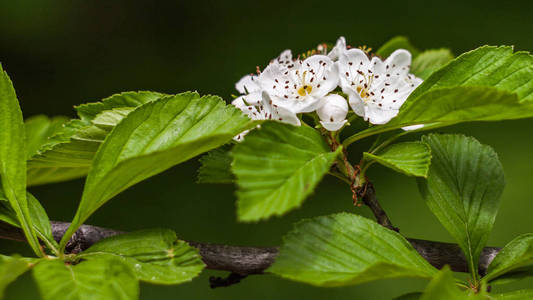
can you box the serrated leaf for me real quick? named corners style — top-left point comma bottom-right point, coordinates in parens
top-left (420, 267), bottom-right (484, 300)
top-left (76, 91), bottom-right (165, 121)
top-left (376, 36), bottom-right (421, 58)
top-left (80, 229), bottom-right (204, 284)
top-left (27, 92), bottom-right (166, 186)
top-left (24, 115), bottom-right (69, 159)
top-left (197, 145), bottom-right (235, 184)
top-left (0, 64), bottom-right (41, 256)
top-left (269, 213), bottom-right (437, 286)
top-left (0, 255), bottom-right (32, 298)
top-left (33, 257), bottom-right (139, 300)
top-left (344, 46), bottom-right (533, 145)
top-left (493, 290), bottom-right (533, 300)
top-left (411, 49), bottom-right (454, 79)
top-left (60, 92), bottom-right (254, 249)
top-left (233, 122), bottom-right (341, 222)
top-left (363, 141), bottom-right (431, 177)
top-left (483, 233), bottom-right (533, 283)
top-left (418, 134), bottom-right (504, 279)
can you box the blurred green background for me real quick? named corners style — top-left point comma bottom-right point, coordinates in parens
top-left (1, 0), bottom-right (532, 299)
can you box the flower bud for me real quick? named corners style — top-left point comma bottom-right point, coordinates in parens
top-left (317, 94), bottom-right (348, 131)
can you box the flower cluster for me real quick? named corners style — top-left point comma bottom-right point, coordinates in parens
top-left (232, 37), bottom-right (423, 138)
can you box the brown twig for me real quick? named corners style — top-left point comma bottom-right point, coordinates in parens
top-left (358, 181), bottom-right (399, 232)
top-left (0, 221), bottom-right (500, 278)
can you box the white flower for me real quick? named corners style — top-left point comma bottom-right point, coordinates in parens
top-left (337, 49), bottom-right (423, 124)
top-left (232, 92), bottom-right (300, 141)
top-left (234, 50), bottom-right (294, 105)
top-left (271, 49), bottom-right (293, 69)
top-left (328, 36), bottom-right (347, 61)
top-left (317, 94), bottom-right (348, 131)
top-left (235, 74), bottom-right (262, 105)
top-left (259, 55), bottom-right (339, 114)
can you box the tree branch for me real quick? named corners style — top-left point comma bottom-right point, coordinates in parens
top-left (358, 182), bottom-right (398, 232)
top-left (0, 221), bottom-right (500, 277)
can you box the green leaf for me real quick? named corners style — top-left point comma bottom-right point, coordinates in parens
top-left (483, 233), bottom-right (533, 283)
top-left (26, 91), bottom-right (165, 186)
top-left (269, 213), bottom-right (437, 286)
top-left (376, 36), bottom-right (421, 58)
top-left (0, 255), bottom-right (32, 298)
top-left (75, 91), bottom-right (165, 121)
top-left (24, 115), bottom-right (69, 160)
top-left (27, 193), bottom-right (57, 252)
top-left (420, 267), bottom-right (484, 300)
top-left (343, 46), bottom-right (533, 146)
top-left (493, 290), bottom-right (533, 300)
top-left (60, 92), bottom-right (254, 249)
top-left (26, 120), bottom-right (100, 186)
top-left (80, 229), bottom-right (205, 284)
top-left (418, 134), bottom-right (504, 279)
top-left (363, 141), bottom-right (431, 177)
top-left (0, 189), bottom-right (58, 253)
top-left (393, 293), bottom-right (422, 300)
top-left (197, 145), bottom-right (235, 184)
top-left (33, 257), bottom-right (139, 300)
top-left (232, 122), bottom-right (341, 222)
top-left (0, 64), bottom-right (41, 256)
top-left (411, 49), bottom-right (454, 79)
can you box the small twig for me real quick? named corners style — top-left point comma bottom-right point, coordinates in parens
top-left (209, 273), bottom-right (248, 288)
top-left (358, 181), bottom-right (399, 232)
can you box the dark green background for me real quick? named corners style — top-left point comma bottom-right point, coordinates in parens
top-left (1, 1), bottom-right (532, 299)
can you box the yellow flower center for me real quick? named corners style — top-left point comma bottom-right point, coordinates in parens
top-left (297, 85), bottom-right (313, 96)
top-left (357, 85), bottom-right (370, 100)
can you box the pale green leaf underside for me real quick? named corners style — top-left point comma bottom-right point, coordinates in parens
top-left (269, 213), bottom-right (437, 286)
top-left (62, 92), bottom-right (254, 247)
top-left (418, 134), bottom-right (504, 277)
top-left (233, 122), bottom-right (340, 222)
top-left (376, 36), bottom-right (421, 58)
top-left (197, 145), bottom-right (234, 184)
top-left (363, 141), bottom-right (431, 177)
top-left (75, 91), bottom-right (165, 121)
top-left (0, 255), bottom-right (31, 298)
top-left (33, 258), bottom-right (139, 300)
top-left (411, 48), bottom-right (454, 79)
top-left (0, 64), bottom-right (40, 255)
top-left (80, 229), bottom-right (205, 284)
top-left (24, 115), bottom-right (70, 160)
top-left (484, 233), bottom-right (533, 283)
top-left (344, 46), bottom-right (533, 145)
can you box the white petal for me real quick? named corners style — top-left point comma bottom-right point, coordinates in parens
top-left (384, 49), bottom-right (412, 77)
top-left (402, 124), bottom-right (424, 131)
top-left (364, 104), bottom-right (398, 125)
top-left (328, 36), bottom-right (346, 61)
top-left (337, 49), bottom-right (370, 89)
top-left (273, 105), bottom-right (301, 126)
top-left (235, 75), bottom-right (261, 94)
top-left (320, 120), bottom-right (347, 131)
top-left (261, 91), bottom-right (301, 125)
top-left (258, 64), bottom-right (283, 94)
top-left (302, 55), bottom-right (339, 97)
top-left (317, 94), bottom-right (348, 123)
top-left (275, 49), bottom-right (293, 65)
top-left (344, 88), bottom-right (365, 117)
